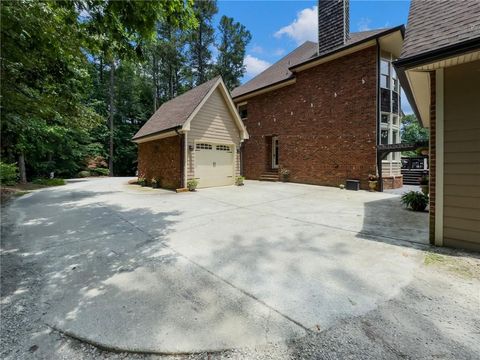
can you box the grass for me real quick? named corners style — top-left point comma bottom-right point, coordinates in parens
top-left (424, 252), bottom-right (479, 279)
top-left (32, 178), bottom-right (66, 186)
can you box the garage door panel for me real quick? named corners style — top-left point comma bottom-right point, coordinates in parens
top-left (195, 143), bottom-right (234, 188)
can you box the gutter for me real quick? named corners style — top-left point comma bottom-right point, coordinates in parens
top-left (393, 37), bottom-right (480, 127)
top-left (131, 125), bottom-right (182, 142)
top-left (290, 25), bottom-right (405, 72)
top-left (375, 38), bottom-right (384, 192)
top-left (394, 37), bottom-right (480, 69)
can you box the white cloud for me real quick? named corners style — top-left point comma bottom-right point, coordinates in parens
top-left (273, 48), bottom-right (286, 56)
top-left (244, 55), bottom-right (271, 78)
top-left (274, 6), bottom-right (318, 45)
top-left (357, 17), bottom-right (372, 32)
top-left (251, 45), bottom-right (264, 54)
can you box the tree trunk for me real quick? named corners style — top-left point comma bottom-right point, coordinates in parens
top-left (18, 152), bottom-right (27, 184)
top-left (153, 52), bottom-right (157, 112)
top-left (108, 60), bottom-right (115, 177)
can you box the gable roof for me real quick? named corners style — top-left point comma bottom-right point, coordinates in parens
top-left (231, 29), bottom-right (394, 99)
top-left (132, 76), bottom-right (220, 141)
top-left (133, 76), bottom-right (248, 142)
top-left (399, 0), bottom-right (480, 61)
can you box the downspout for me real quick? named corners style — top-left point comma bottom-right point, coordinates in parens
top-left (375, 38), bottom-right (384, 192)
top-left (175, 128), bottom-right (186, 188)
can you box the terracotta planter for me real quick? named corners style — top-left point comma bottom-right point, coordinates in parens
top-left (368, 181), bottom-right (377, 192)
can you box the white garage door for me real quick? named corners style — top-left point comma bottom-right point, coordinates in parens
top-left (195, 143), bottom-right (234, 188)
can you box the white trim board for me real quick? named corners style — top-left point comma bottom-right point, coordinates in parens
top-left (435, 69), bottom-right (444, 247)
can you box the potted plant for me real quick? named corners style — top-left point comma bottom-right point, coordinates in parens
top-left (416, 146), bottom-right (429, 156)
top-left (419, 175), bottom-right (429, 195)
top-left (187, 178), bottom-right (198, 191)
top-left (401, 191), bottom-right (429, 212)
top-left (280, 168), bottom-right (290, 182)
top-left (151, 177), bottom-right (159, 189)
top-left (368, 174), bottom-right (378, 192)
top-left (138, 177), bottom-right (146, 187)
top-left (235, 176), bottom-right (245, 186)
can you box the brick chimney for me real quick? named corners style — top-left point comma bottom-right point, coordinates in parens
top-left (318, 0), bottom-right (350, 54)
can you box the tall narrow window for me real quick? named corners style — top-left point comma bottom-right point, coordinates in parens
top-left (380, 59), bottom-right (390, 89)
top-left (238, 103), bottom-right (248, 119)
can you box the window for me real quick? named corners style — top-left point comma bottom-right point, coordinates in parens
top-left (392, 129), bottom-right (399, 144)
top-left (380, 59), bottom-right (390, 89)
top-left (381, 113), bottom-right (389, 124)
top-left (381, 129), bottom-right (389, 145)
top-left (216, 145), bottom-right (231, 151)
top-left (196, 143), bottom-right (212, 150)
top-left (238, 103), bottom-right (248, 119)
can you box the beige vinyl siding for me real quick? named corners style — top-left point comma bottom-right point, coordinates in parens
top-left (187, 88), bottom-right (241, 180)
top-left (443, 60), bottom-right (480, 251)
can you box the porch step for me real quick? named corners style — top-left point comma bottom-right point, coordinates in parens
top-left (259, 171), bottom-right (279, 182)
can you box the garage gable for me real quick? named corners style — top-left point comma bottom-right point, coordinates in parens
top-left (182, 78), bottom-right (248, 141)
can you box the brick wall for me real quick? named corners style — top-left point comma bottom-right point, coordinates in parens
top-left (241, 46), bottom-right (378, 190)
top-left (429, 72), bottom-right (436, 244)
top-left (137, 136), bottom-right (182, 189)
top-left (382, 175), bottom-right (403, 189)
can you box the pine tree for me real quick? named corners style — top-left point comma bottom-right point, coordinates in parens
top-left (215, 16), bottom-right (252, 90)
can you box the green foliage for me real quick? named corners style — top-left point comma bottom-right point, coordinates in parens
top-left (401, 191), bottom-right (429, 211)
top-left (78, 171), bottom-right (91, 178)
top-left (138, 177), bottom-right (146, 186)
top-left (90, 168), bottom-right (109, 176)
top-left (32, 178), bottom-right (66, 186)
top-left (215, 16), bottom-right (252, 90)
top-left (187, 178), bottom-right (198, 191)
top-left (401, 114), bottom-right (429, 156)
top-left (187, 0), bottom-right (218, 85)
top-left (0, 162), bottom-right (18, 186)
top-left (235, 176), bottom-right (245, 185)
top-left (1, 0), bottom-right (250, 180)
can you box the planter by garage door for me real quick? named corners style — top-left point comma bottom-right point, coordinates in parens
top-left (195, 143), bottom-right (234, 188)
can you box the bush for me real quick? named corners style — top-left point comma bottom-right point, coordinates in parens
top-left (90, 167), bottom-right (109, 176)
top-left (235, 176), bottom-right (245, 186)
top-left (187, 178), bottom-right (198, 191)
top-left (280, 168), bottom-right (290, 182)
top-left (0, 162), bottom-right (18, 186)
top-left (32, 178), bottom-right (66, 186)
top-left (78, 170), bottom-right (91, 178)
top-left (401, 191), bottom-right (429, 211)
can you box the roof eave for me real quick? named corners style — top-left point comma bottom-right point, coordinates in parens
top-left (131, 126), bottom-right (182, 143)
top-left (290, 25), bottom-right (405, 72)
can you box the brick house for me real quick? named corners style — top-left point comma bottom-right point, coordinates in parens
top-left (133, 76), bottom-right (248, 189)
top-left (232, 0), bottom-right (404, 190)
top-left (394, 0), bottom-right (480, 251)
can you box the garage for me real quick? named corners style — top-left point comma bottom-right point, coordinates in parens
top-left (195, 142), bottom-right (235, 188)
top-left (132, 76), bottom-right (248, 190)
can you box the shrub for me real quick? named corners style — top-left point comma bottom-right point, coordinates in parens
top-left (419, 175), bottom-right (429, 185)
top-left (90, 167), bottom-right (109, 176)
top-left (235, 176), bottom-right (245, 186)
top-left (32, 178), bottom-right (66, 186)
top-left (368, 174), bottom-right (378, 181)
top-left (78, 170), bottom-right (91, 178)
top-left (138, 177), bottom-right (146, 186)
top-left (0, 162), bottom-right (18, 186)
top-left (401, 191), bottom-right (429, 211)
top-left (187, 178), bottom-right (198, 191)
top-left (280, 168), bottom-right (290, 182)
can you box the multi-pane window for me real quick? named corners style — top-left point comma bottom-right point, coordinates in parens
top-left (196, 143), bottom-right (212, 150)
top-left (381, 129), bottom-right (389, 145)
top-left (381, 59), bottom-right (390, 89)
top-left (216, 145), bottom-right (231, 151)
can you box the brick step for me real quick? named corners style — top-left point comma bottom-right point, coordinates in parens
top-left (259, 173), bottom-right (279, 181)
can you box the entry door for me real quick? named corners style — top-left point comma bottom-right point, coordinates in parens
top-left (195, 142), bottom-right (234, 188)
top-left (272, 136), bottom-right (279, 169)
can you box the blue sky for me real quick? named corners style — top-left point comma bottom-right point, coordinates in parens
top-left (214, 0), bottom-right (412, 112)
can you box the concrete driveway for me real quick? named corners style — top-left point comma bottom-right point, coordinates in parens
top-left (1, 177), bottom-right (436, 354)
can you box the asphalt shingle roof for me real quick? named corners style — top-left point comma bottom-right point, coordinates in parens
top-left (133, 76), bottom-right (220, 140)
top-left (401, 0), bottom-right (480, 60)
top-left (232, 29), bottom-right (390, 99)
